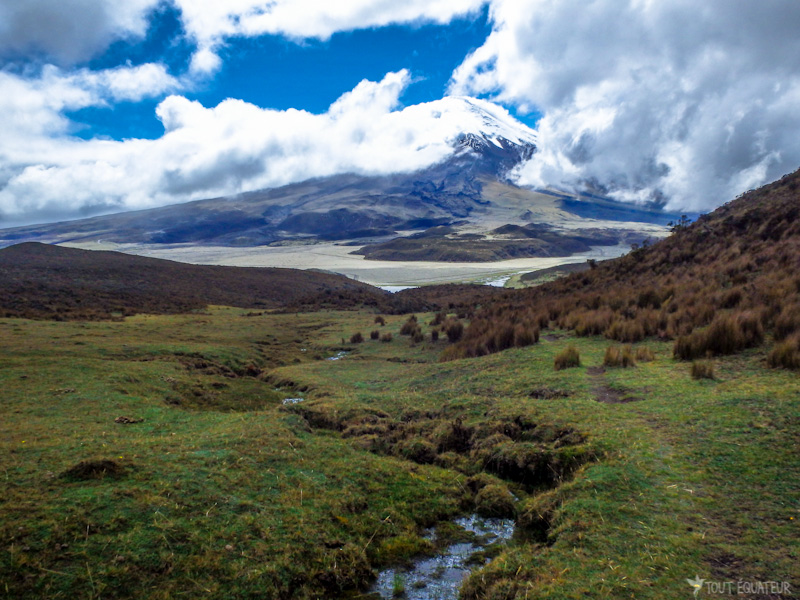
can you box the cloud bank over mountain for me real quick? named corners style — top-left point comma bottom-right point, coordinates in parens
top-left (0, 0), bottom-right (799, 224)
top-left (450, 0), bottom-right (800, 211)
top-left (0, 70), bottom-right (531, 225)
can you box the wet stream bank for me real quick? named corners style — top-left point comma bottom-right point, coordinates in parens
top-left (366, 514), bottom-right (515, 600)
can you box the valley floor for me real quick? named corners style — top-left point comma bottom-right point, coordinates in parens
top-left (1, 308), bottom-right (797, 599)
top-left (59, 241), bottom-right (633, 288)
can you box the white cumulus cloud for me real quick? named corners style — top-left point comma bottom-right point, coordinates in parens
top-left (451, 0), bottom-right (800, 211)
top-left (0, 71), bottom-right (519, 225)
top-left (172, 0), bottom-right (486, 74)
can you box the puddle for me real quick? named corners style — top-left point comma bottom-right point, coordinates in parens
top-left (326, 351), bottom-right (350, 361)
top-left (368, 515), bottom-right (515, 600)
top-left (282, 397), bottom-right (304, 405)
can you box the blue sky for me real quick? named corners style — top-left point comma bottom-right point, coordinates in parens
top-left (0, 0), bottom-right (799, 226)
top-left (68, 5), bottom-right (507, 141)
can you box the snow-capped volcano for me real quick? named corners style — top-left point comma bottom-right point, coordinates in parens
top-left (398, 95), bottom-right (537, 168)
top-left (441, 96), bottom-right (538, 149)
top-left (0, 97), bottom-right (672, 252)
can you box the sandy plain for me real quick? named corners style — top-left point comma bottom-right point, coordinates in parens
top-left (61, 240), bottom-right (636, 290)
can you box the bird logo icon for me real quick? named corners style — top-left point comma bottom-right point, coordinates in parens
top-left (686, 575), bottom-right (705, 597)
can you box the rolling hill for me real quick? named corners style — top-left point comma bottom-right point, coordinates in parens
top-left (0, 242), bottom-right (510, 320)
top-left (0, 243), bottom-right (393, 319)
top-left (444, 167), bottom-right (800, 366)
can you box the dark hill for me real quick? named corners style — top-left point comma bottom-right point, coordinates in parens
top-left (0, 243), bottom-right (509, 320)
top-left (0, 243), bottom-right (393, 319)
top-left (443, 168), bottom-right (800, 367)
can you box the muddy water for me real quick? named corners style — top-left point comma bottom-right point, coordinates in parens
top-left (367, 515), bottom-right (515, 600)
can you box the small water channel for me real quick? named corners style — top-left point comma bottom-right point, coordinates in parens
top-left (366, 514), bottom-right (515, 600)
top-left (326, 350), bottom-right (350, 361)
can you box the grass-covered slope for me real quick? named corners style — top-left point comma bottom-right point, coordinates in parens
top-left (1, 310), bottom-right (797, 599)
top-left (445, 168), bottom-right (800, 364)
top-left (0, 242), bottom-right (510, 320)
top-left (0, 242), bottom-right (394, 319)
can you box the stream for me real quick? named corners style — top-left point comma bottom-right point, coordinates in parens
top-left (366, 514), bottom-right (515, 600)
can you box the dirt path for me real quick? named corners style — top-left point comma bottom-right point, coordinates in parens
top-left (587, 366), bottom-right (641, 403)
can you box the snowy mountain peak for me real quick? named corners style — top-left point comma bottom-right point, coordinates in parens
top-left (402, 96), bottom-right (537, 161)
top-left (444, 96), bottom-right (538, 149)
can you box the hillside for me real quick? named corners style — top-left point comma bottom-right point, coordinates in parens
top-left (0, 243), bottom-right (511, 320)
top-left (353, 222), bottom-right (647, 262)
top-left (0, 243), bottom-right (394, 319)
top-left (444, 168), bottom-right (800, 367)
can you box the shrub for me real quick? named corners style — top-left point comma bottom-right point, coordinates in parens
top-left (691, 360), bottom-right (715, 380)
top-left (370, 330), bottom-right (380, 340)
top-left (374, 315), bottom-right (386, 326)
top-left (349, 332), bottom-right (364, 344)
top-left (554, 346), bottom-right (581, 371)
top-left (635, 346), bottom-right (655, 362)
top-left (380, 333), bottom-right (393, 343)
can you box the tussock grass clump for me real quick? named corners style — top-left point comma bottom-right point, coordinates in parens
top-left (399, 315), bottom-right (418, 336)
top-left (380, 332), bottom-right (393, 343)
top-left (372, 534), bottom-right (435, 568)
top-left (61, 459), bottom-right (127, 481)
top-left (370, 330), bottom-right (380, 340)
top-left (430, 310), bottom-right (448, 327)
top-left (691, 360), bottom-right (715, 380)
top-left (674, 312), bottom-right (764, 360)
top-left (767, 336), bottom-right (800, 370)
top-left (439, 313), bottom-right (540, 360)
top-left (374, 315), bottom-right (386, 326)
top-left (431, 329), bottom-right (439, 342)
top-left (635, 346), bottom-right (655, 362)
top-left (605, 318), bottom-right (646, 343)
top-left (444, 318), bottom-right (464, 343)
top-left (517, 487), bottom-right (560, 541)
top-left (411, 330), bottom-right (424, 344)
top-left (474, 483), bottom-right (516, 518)
top-left (603, 345), bottom-right (636, 368)
top-left (774, 303), bottom-right (800, 341)
top-left (554, 346), bottom-right (581, 371)
top-left (349, 332), bottom-right (364, 344)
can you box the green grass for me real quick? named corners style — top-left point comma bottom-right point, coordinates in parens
top-left (1, 310), bottom-right (798, 599)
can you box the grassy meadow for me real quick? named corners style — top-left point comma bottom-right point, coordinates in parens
top-left (1, 307), bottom-right (798, 599)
